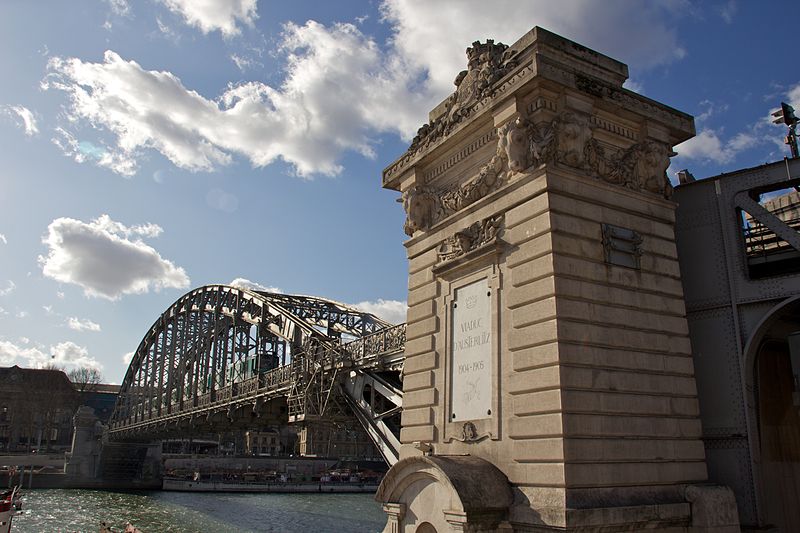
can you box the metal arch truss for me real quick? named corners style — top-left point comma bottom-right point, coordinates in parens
top-left (108, 284), bottom-right (406, 464)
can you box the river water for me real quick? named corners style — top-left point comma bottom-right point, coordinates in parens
top-left (11, 489), bottom-right (387, 532)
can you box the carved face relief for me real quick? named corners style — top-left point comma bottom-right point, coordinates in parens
top-left (557, 112), bottom-right (592, 168)
top-left (503, 118), bottom-right (530, 173)
top-left (638, 141), bottom-right (673, 195)
top-left (401, 187), bottom-right (438, 236)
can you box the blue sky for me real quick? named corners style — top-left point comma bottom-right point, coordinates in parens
top-left (0, 0), bottom-right (798, 383)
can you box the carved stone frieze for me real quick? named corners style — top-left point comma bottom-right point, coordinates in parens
top-left (400, 127), bottom-right (510, 236)
top-left (587, 139), bottom-right (675, 198)
top-left (437, 215), bottom-right (503, 263)
top-left (400, 110), bottom-right (674, 236)
top-left (407, 40), bottom-right (518, 156)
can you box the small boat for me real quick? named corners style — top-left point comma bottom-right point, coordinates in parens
top-left (0, 487), bottom-right (22, 533)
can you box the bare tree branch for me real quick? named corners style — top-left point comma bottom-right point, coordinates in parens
top-left (68, 367), bottom-right (103, 393)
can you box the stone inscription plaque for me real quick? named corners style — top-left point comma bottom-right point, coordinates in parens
top-left (450, 278), bottom-right (492, 422)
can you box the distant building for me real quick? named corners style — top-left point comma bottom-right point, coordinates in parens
top-left (0, 365), bottom-right (78, 452)
top-left (245, 427), bottom-right (296, 456)
top-left (79, 383), bottom-right (121, 425)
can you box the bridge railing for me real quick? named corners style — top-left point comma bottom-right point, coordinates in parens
top-left (341, 323), bottom-right (406, 364)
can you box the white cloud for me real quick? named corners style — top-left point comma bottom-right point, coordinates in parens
top-left (52, 127), bottom-right (138, 176)
top-left (380, 0), bottom-right (688, 96)
top-left (45, 25), bottom-right (426, 177)
top-left (675, 84), bottom-right (800, 166)
top-left (206, 188), bottom-right (239, 212)
top-left (623, 78), bottom-right (644, 94)
top-left (0, 281), bottom-right (15, 297)
top-left (67, 316), bottom-right (102, 332)
top-left (160, 0), bottom-right (257, 37)
top-left (228, 278), bottom-right (282, 293)
top-left (15, 311), bottom-right (28, 319)
top-left (0, 339), bottom-right (101, 369)
top-left (0, 233), bottom-right (6, 244)
top-left (50, 341), bottom-right (102, 369)
top-left (0, 340), bottom-right (46, 367)
top-left (156, 17), bottom-right (181, 44)
top-left (230, 54), bottom-right (255, 71)
top-left (122, 351), bottom-right (134, 365)
top-left (674, 129), bottom-right (734, 164)
top-left (39, 214), bottom-right (190, 300)
top-left (46, 2), bottom-right (690, 178)
top-left (2, 105), bottom-right (39, 136)
top-left (788, 82), bottom-right (800, 108)
top-left (720, 0), bottom-right (738, 24)
top-left (695, 100), bottom-right (729, 124)
top-left (106, 0), bottom-right (131, 17)
top-left (352, 298), bottom-right (407, 325)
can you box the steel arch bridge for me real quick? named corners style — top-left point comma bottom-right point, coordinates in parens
top-left (108, 285), bottom-right (406, 464)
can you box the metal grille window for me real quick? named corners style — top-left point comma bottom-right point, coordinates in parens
top-left (601, 223), bottom-right (643, 269)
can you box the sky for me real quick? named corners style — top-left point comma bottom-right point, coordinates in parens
top-left (0, 0), bottom-right (799, 383)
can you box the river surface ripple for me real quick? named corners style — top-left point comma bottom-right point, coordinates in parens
top-left (12, 489), bottom-right (386, 532)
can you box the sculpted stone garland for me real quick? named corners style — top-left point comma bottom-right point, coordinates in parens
top-left (401, 110), bottom-right (675, 236)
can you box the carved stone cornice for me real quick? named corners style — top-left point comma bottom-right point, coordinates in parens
top-left (574, 73), bottom-right (694, 136)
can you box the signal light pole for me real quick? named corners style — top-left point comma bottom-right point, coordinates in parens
top-left (773, 101), bottom-right (799, 159)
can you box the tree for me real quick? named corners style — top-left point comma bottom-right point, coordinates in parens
top-left (68, 367), bottom-right (103, 393)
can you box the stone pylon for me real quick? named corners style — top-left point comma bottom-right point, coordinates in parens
top-left (376, 28), bottom-right (739, 532)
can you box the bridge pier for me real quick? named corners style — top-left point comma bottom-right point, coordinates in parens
top-left (66, 406), bottom-right (161, 488)
top-left (65, 405), bottom-right (103, 479)
top-left (378, 28), bottom-right (739, 532)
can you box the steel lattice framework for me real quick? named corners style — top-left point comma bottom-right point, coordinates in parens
top-left (108, 285), bottom-right (405, 462)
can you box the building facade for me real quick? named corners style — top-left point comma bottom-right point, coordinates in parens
top-left (0, 366), bottom-right (78, 452)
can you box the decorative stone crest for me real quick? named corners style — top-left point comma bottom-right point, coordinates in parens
top-left (461, 422), bottom-right (478, 442)
top-left (448, 421), bottom-right (489, 443)
top-left (408, 40), bottom-right (518, 155)
top-left (438, 215), bottom-right (503, 263)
